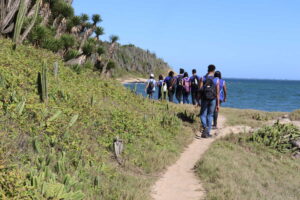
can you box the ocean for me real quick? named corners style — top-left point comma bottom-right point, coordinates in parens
top-left (124, 79), bottom-right (300, 112)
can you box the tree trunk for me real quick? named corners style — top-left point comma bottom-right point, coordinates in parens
top-left (78, 26), bottom-right (95, 51)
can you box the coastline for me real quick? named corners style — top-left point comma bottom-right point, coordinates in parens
top-left (118, 77), bottom-right (147, 84)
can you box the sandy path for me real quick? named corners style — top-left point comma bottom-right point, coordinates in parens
top-left (151, 115), bottom-right (252, 200)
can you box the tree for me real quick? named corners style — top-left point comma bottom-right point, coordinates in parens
top-left (92, 14), bottom-right (102, 25)
top-left (101, 35), bottom-right (119, 77)
top-left (94, 27), bottom-right (104, 40)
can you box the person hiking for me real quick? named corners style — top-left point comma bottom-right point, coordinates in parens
top-left (164, 71), bottom-right (176, 102)
top-left (190, 69), bottom-right (201, 106)
top-left (145, 74), bottom-right (156, 99)
top-left (175, 68), bottom-right (185, 104)
top-left (199, 65), bottom-right (220, 138)
top-left (182, 72), bottom-right (191, 104)
top-left (157, 74), bottom-right (165, 100)
top-left (213, 71), bottom-right (227, 129)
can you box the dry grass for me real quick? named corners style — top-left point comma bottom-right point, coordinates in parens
top-left (289, 109), bottom-right (300, 121)
top-left (220, 107), bottom-right (285, 128)
top-left (196, 134), bottom-right (300, 200)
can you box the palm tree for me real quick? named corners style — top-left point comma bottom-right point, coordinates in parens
top-left (92, 14), bottom-right (102, 26)
top-left (109, 35), bottom-right (119, 44)
top-left (101, 35), bottom-right (119, 77)
top-left (94, 26), bottom-right (104, 40)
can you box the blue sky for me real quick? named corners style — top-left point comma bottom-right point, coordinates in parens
top-left (73, 0), bottom-right (300, 80)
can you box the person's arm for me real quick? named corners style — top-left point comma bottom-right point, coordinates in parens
top-left (223, 81), bottom-right (227, 102)
top-left (216, 79), bottom-right (220, 111)
top-left (199, 77), bottom-right (203, 89)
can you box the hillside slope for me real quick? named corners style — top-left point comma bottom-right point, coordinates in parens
top-left (0, 39), bottom-right (196, 199)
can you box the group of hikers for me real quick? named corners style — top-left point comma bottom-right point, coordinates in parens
top-left (145, 64), bottom-right (227, 138)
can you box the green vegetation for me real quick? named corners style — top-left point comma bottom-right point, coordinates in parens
top-left (221, 107), bottom-right (285, 127)
top-left (196, 123), bottom-right (300, 200)
top-left (249, 122), bottom-right (300, 153)
top-left (0, 0), bottom-right (170, 79)
top-left (0, 39), bottom-right (197, 199)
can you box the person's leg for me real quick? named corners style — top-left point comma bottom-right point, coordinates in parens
top-left (158, 88), bottom-right (161, 100)
top-left (168, 91), bottom-right (174, 102)
top-left (213, 109), bottom-right (218, 127)
top-left (164, 92), bottom-right (167, 100)
top-left (200, 99), bottom-right (209, 130)
top-left (207, 99), bottom-right (216, 135)
top-left (191, 91), bottom-right (196, 105)
top-left (186, 92), bottom-right (190, 104)
top-left (183, 92), bottom-right (187, 104)
top-left (175, 89), bottom-right (181, 103)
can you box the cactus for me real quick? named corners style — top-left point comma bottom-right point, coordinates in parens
top-left (90, 95), bottom-right (95, 106)
top-left (38, 62), bottom-right (49, 103)
top-left (15, 97), bottom-right (26, 115)
top-left (53, 61), bottom-right (59, 79)
top-left (13, 0), bottom-right (27, 47)
top-left (20, 0), bottom-right (42, 43)
top-left (48, 110), bottom-right (62, 122)
top-left (68, 114), bottom-right (79, 128)
top-left (33, 137), bottom-right (41, 153)
top-left (93, 176), bottom-right (100, 188)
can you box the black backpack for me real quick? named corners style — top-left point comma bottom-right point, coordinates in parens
top-left (166, 77), bottom-right (175, 92)
top-left (203, 77), bottom-right (216, 100)
top-left (177, 75), bottom-right (184, 87)
top-left (147, 80), bottom-right (154, 91)
top-left (191, 75), bottom-right (199, 89)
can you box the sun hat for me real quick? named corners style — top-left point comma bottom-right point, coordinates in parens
top-left (150, 73), bottom-right (154, 78)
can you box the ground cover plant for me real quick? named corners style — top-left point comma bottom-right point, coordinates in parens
top-left (0, 39), bottom-right (197, 199)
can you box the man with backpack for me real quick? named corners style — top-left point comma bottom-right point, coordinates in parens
top-left (199, 65), bottom-right (220, 138)
top-left (190, 69), bottom-right (201, 106)
top-left (182, 72), bottom-right (191, 104)
top-left (164, 71), bottom-right (176, 102)
top-left (145, 74), bottom-right (156, 99)
top-left (173, 68), bottom-right (184, 104)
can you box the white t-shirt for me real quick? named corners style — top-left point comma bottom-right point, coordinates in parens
top-left (147, 79), bottom-right (156, 91)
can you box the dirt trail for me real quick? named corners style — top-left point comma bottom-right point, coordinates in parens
top-left (151, 115), bottom-right (252, 200)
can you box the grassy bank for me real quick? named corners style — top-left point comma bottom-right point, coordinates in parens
top-left (221, 107), bottom-right (285, 127)
top-left (196, 125), bottom-right (300, 200)
top-left (0, 39), bottom-right (198, 199)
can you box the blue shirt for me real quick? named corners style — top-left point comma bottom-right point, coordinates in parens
top-left (202, 75), bottom-right (219, 86)
top-left (219, 79), bottom-right (226, 102)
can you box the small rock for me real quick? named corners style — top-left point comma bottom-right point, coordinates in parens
top-left (293, 151), bottom-right (300, 159)
top-left (282, 114), bottom-right (289, 119)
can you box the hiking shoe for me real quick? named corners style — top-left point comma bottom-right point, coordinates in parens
top-left (201, 128), bottom-right (209, 138)
top-left (212, 126), bottom-right (218, 130)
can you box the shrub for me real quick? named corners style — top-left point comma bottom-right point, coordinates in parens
top-left (28, 25), bottom-right (54, 46)
top-left (64, 49), bottom-right (80, 61)
top-left (60, 34), bottom-right (76, 50)
top-left (82, 40), bottom-right (96, 56)
top-left (42, 38), bottom-right (63, 52)
top-left (107, 60), bottom-right (116, 70)
top-left (51, 0), bottom-right (74, 18)
top-left (249, 122), bottom-right (300, 153)
top-left (97, 46), bottom-right (105, 56)
top-left (83, 61), bottom-right (94, 69)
